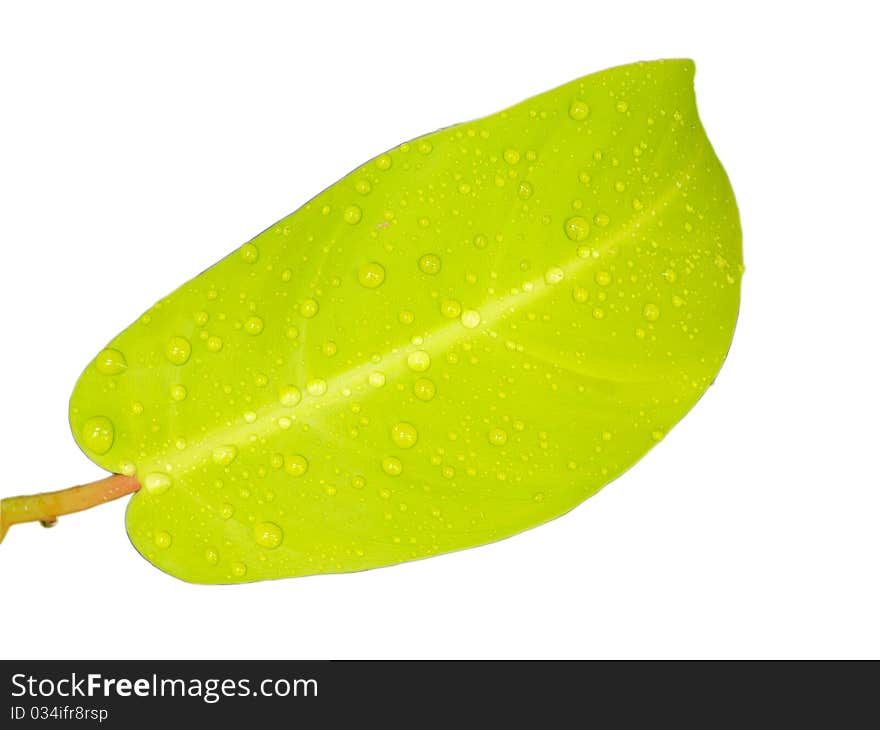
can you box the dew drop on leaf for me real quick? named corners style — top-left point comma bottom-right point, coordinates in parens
top-left (143, 473), bottom-right (172, 495)
top-left (243, 316), bottom-right (264, 335)
top-left (406, 350), bottom-right (431, 372)
top-left (95, 348), bottom-right (127, 375)
top-left (240, 243), bottom-right (259, 263)
top-left (564, 216), bottom-right (590, 241)
top-left (343, 206), bottom-right (362, 224)
top-left (418, 253), bottom-right (442, 275)
top-left (643, 303), bottom-right (661, 322)
top-left (391, 422), bottom-right (419, 449)
top-left (81, 416), bottom-right (114, 454)
top-left (284, 454), bottom-right (309, 477)
top-left (165, 336), bottom-right (191, 365)
top-left (279, 385), bottom-right (302, 407)
top-left (413, 378), bottom-right (436, 401)
top-left (300, 299), bottom-right (319, 318)
top-left (382, 456), bottom-right (403, 476)
top-left (358, 262), bottom-right (386, 288)
top-left (461, 310), bottom-right (481, 329)
top-left (212, 445), bottom-right (237, 466)
top-left (488, 428), bottom-right (508, 447)
top-left (568, 100), bottom-right (589, 120)
top-left (254, 522), bottom-right (284, 549)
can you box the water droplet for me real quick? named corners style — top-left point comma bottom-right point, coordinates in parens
top-left (418, 139), bottom-right (433, 154)
top-left (413, 378), bottom-right (436, 401)
top-left (595, 270), bottom-right (612, 286)
top-left (368, 371), bottom-right (386, 388)
top-left (95, 348), bottom-right (127, 375)
top-left (652, 429), bottom-right (665, 442)
top-left (517, 181), bottom-right (533, 199)
top-left (461, 310), bottom-right (481, 329)
top-left (569, 100), bottom-right (590, 120)
top-left (231, 562), bottom-right (247, 578)
top-left (322, 341), bottom-right (338, 356)
top-left (355, 179), bottom-right (372, 194)
top-left (407, 350), bottom-right (431, 372)
top-left (279, 385), bottom-right (302, 407)
top-left (212, 445), bottom-right (237, 466)
top-left (391, 422), bottom-right (418, 449)
top-left (244, 411), bottom-right (257, 423)
top-left (532, 492), bottom-right (545, 503)
top-left (375, 153), bottom-right (392, 170)
top-left (254, 521), bottom-right (284, 549)
top-left (503, 148), bottom-right (520, 164)
top-left (642, 303), bottom-right (661, 322)
top-left (206, 335), bottom-right (223, 353)
top-left (564, 216), bottom-right (590, 242)
top-left (144, 472), bottom-right (172, 495)
top-left (544, 267), bottom-right (564, 285)
top-left (440, 299), bottom-right (462, 319)
top-left (154, 531), bottom-right (172, 549)
top-left (205, 547), bottom-right (219, 565)
top-left (473, 234), bottom-right (488, 249)
top-left (398, 310), bottom-right (414, 325)
top-left (358, 262), bottom-right (385, 288)
top-left (240, 243), bottom-right (259, 263)
top-left (592, 307), bottom-right (605, 320)
top-left (616, 100), bottom-right (629, 113)
top-left (81, 416), bottom-right (114, 454)
top-left (382, 456), bottom-right (403, 476)
top-left (593, 212), bottom-right (611, 227)
top-left (285, 454), bottom-right (309, 477)
top-left (170, 384), bottom-right (187, 402)
top-left (488, 427), bottom-right (508, 446)
top-left (418, 253), bottom-right (442, 275)
top-left (307, 378), bottom-right (327, 396)
top-left (343, 205), bottom-right (362, 224)
top-left (220, 503), bottom-right (235, 519)
top-left (165, 336), bottom-right (192, 365)
top-left (300, 299), bottom-right (319, 318)
top-left (572, 286), bottom-right (589, 303)
top-left (244, 316), bottom-right (264, 335)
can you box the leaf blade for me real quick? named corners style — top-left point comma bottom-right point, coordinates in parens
top-left (69, 59), bottom-right (742, 583)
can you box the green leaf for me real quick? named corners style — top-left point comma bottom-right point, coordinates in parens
top-left (69, 59), bottom-right (742, 583)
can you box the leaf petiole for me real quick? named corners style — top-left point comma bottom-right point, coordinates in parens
top-left (0, 473), bottom-right (140, 544)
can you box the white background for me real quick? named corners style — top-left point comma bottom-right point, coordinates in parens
top-left (1, 1), bottom-right (877, 659)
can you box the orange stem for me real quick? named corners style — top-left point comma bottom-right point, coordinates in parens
top-left (0, 473), bottom-right (140, 544)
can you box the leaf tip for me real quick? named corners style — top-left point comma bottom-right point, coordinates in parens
top-left (663, 57), bottom-right (697, 82)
